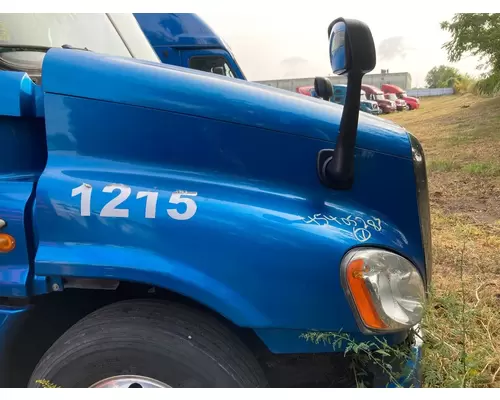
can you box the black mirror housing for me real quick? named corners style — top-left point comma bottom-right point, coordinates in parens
top-left (314, 77), bottom-right (333, 101)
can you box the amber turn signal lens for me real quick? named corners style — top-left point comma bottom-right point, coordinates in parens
top-left (345, 258), bottom-right (387, 330)
top-left (0, 233), bottom-right (15, 253)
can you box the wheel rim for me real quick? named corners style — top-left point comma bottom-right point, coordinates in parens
top-left (89, 375), bottom-right (171, 388)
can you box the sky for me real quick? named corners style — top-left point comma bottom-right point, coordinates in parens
top-left (198, 4), bottom-right (483, 88)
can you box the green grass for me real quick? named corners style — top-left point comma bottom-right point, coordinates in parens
top-left (427, 160), bottom-right (500, 177)
top-left (383, 94), bottom-right (500, 387)
top-left (446, 134), bottom-right (477, 146)
top-left (428, 160), bottom-right (459, 173)
top-left (462, 162), bottom-right (500, 177)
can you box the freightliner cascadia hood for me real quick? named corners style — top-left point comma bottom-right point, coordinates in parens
top-left (42, 49), bottom-right (411, 159)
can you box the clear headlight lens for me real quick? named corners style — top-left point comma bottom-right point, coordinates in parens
top-left (341, 248), bottom-right (425, 333)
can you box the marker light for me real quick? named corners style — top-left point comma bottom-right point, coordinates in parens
top-left (0, 233), bottom-right (15, 253)
top-left (341, 248), bottom-right (425, 333)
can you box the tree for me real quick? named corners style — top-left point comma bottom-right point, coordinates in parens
top-left (425, 65), bottom-right (461, 88)
top-left (440, 14), bottom-right (500, 73)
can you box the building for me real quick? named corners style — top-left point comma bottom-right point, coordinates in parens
top-left (255, 70), bottom-right (412, 92)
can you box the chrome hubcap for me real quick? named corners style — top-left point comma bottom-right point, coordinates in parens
top-left (89, 375), bottom-right (171, 388)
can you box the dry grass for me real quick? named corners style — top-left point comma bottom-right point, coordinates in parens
top-left (382, 94), bottom-right (500, 387)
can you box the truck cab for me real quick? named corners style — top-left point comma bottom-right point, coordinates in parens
top-left (382, 83), bottom-right (420, 110)
top-left (330, 84), bottom-right (381, 115)
top-left (296, 85), bottom-right (317, 97)
top-left (360, 89), bottom-right (382, 114)
top-left (384, 92), bottom-right (407, 111)
top-left (330, 84), bottom-right (382, 115)
top-left (0, 13), bottom-right (429, 388)
top-left (134, 13), bottom-right (246, 80)
top-left (361, 84), bottom-right (396, 114)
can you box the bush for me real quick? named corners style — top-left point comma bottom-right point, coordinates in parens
top-left (471, 73), bottom-right (500, 96)
top-left (453, 74), bottom-right (475, 94)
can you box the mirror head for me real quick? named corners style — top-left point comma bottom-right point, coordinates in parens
top-left (212, 66), bottom-right (225, 76)
top-left (328, 17), bottom-right (376, 76)
top-left (314, 77), bottom-right (333, 101)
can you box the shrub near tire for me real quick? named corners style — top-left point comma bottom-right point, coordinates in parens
top-left (28, 300), bottom-right (268, 388)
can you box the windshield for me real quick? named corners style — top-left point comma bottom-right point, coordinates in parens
top-left (360, 92), bottom-right (367, 101)
top-left (386, 93), bottom-right (397, 100)
top-left (398, 92), bottom-right (406, 99)
top-left (375, 93), bottom-right (385, 101)
top-left (0, 14), bottom-right (136, 74)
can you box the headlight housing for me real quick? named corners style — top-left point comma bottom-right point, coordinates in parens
top-left (341, 248), bottom-right (425, 333)
top-left (409, 132), bottom-right (432, 284)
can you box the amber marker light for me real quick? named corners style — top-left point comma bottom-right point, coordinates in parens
top-left (345, 258), bottom-right (387, 330)
top-left (0, 233), bottom-right (16, 253)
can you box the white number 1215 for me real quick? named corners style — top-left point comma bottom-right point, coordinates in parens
top-left (71, 183), bottom-right (198, 220)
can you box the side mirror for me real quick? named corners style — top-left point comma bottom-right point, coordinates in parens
top-left (328, 18), bottom-right (376, 75)
top-left (318, 17), bottom-right (376, 190)
top-left (314, 77), bottom-right (333, 101)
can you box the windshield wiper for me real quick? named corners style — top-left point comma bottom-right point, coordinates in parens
top-left (61, 44), bottom-right (92, 52)
top-left (0, 44), bottom-right (92, 53)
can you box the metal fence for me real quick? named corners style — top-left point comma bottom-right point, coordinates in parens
top-left (406, 88), bottom-right (454, 97)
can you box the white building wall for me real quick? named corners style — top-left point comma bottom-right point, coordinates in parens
top-left (407, 88), bottom-right (454, 97)
top-left (255, 72), bottom-right (412, 92)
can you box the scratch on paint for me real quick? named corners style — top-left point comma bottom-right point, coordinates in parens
top-left (302, 214), bottom-right (383, 243)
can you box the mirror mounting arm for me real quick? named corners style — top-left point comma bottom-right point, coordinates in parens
top-left (324, 70), bottom-right (363, 190)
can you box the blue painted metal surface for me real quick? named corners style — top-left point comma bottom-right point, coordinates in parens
top-left (254, 328), bottom-right (409, 354)
top-left (398, 338), bottom-right (423, 388)
top-left (28, 48), bottom-right (426, 356)
top-left (0, 182), bottom-right (35, 297)
top-left (134, 13), bottom-right (246, 79)
top-left (41, 49), bottom-right (412, 159)
top-left (134, 13), bottom-right (225, 48)
top-left (0, 73), bottom-right (47, 296)
top-left (0, 72), bottom-right (41, 117)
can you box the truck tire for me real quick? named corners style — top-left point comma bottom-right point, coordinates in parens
top-left (28, 299), bottom-right (268, 388)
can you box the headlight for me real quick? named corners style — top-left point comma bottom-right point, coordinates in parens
top-left (341, 248), bottom-right (425, 333)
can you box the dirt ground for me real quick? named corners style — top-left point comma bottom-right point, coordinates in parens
top-left (382, 94), bottom-right (500, 387)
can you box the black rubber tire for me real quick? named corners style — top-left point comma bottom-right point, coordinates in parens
top-left (27, 299), bottom-right (268, 388)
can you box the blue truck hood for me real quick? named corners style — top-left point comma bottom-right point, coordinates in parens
top-left (42, 49), bottom-right (411, 159)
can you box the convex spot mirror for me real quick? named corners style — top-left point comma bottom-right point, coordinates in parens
top-left (328, 17), bottom-right (375, 76)
top-left (314, 77), bottom-right (333, 101)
